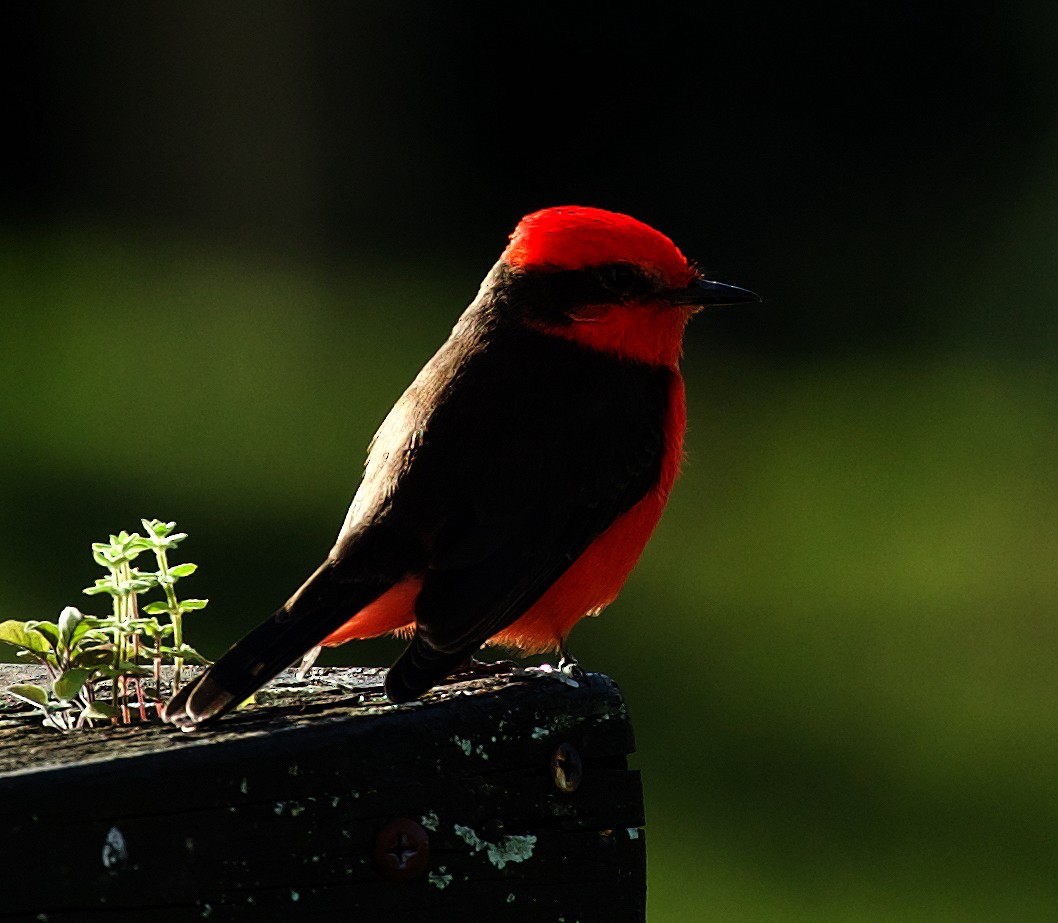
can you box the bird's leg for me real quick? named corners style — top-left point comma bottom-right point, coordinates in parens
top-left (557, 639), bottom-right (586, 680)
top-left (296, 645), bottom-right (322, 679)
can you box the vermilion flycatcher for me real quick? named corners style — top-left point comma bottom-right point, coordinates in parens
top-left (163, 206), bottom-right (757, 728)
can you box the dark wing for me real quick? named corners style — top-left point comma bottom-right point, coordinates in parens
top-left (380, 321), bottom-right (671, 699)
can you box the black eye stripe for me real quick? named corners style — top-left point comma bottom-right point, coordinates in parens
top-left (595, 263), bottom-right (657, 298)
top-left (491, 262), bottom-right (661, 321)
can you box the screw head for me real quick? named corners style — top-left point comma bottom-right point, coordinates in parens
top-left (374, 818), bottom-right (430, 881)
top-left (551, 742), bottom-right (583, 793)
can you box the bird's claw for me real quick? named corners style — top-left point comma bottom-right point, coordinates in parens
top-left (558, 657), bottom-right (586, 681)
top-left (557, 640), bottom-right (586, 681)
top-left (523, 652), bottom-right (585, 687)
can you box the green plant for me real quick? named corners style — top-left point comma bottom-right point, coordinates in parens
top-left (0, 519), bottom-right (209, 729)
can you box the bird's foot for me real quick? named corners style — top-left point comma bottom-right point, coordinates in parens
top-left (557, 640), bottom-right (586, 681)
top-left (523, 641), bottom-right (585, 687)
top-left (557, 656), bottom-right (586, 682)
top-left (524, 661), bottom-right (582, 688)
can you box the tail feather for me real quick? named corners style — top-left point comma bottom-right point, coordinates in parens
top-left (163, 561), bottom-right (395, 728)
top-left (384, 632), bottom-right (476, 703)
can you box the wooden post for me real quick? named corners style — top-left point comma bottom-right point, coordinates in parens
top-left (0, 666), bottom-right (645, 921)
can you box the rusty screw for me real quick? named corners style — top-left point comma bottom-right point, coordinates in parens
top-left (551, 742), bottom-right (583, 793)
top-left (374, 818), bottom-right (430, 881)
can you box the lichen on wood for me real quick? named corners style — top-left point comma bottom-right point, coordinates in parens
top-left (0, 664), bottom-right (645, 922)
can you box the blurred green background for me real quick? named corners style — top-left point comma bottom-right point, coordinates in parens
top-left (6, 2), bottom-right (1058, 919)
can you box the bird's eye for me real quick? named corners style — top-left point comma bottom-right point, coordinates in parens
top-left (596, 263), bottom-right (650, 298)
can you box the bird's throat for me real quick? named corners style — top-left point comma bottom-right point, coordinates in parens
top-left (530, 302), bottom-right (691, 368)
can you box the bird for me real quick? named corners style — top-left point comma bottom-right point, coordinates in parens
top-left (162, 205), bottom-right (758, 729)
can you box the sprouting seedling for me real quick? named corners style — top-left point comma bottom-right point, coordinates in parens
top-left (0, 606), bottom-right (123, 729)
top-left (0, 518), bottom-right (210, 730)
top-left (84, 531), bottom-right (157, 718)
top-left (136, 519), bottom-right (209, 691)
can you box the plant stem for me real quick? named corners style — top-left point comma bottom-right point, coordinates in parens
top-left (154, 546), bottom-right (184, 691)
top-left (153, 634), bottom-right (162, 709)
top-left (118, 561), bottom-right (131, 724)
top-left (107, 562), bottom-right (121, 718)
top-left (132, 634), bottom-right (147, 721)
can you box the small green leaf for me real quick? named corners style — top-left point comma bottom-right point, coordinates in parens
top-left (143, 519), bottom-right (175, 538)
top-left (81, 701), bottom-right (119, 721)
top-left (7, 683), bottom-right (49, 708)
top-left (142, 601), bottom-right (170, 615)
top-left (179, 599), bottom-right (209, 612)
top-left (169, 563), bottom-right (198, 578)
top-left (125, 617), bottom-right (156, 631)
top-left (83, 576), bottom-right (118, 596)
top-left (93, 542), bottom-right (126, 563)
top-left (0, 621), bottom-right (53, 655)
top-left (68, 619), bottom-right (96, 649)
top-left (53, 668), bottom-right (93, 702)
top-left (127, 620), bottom-right (173, 639)
top-left (167, 644), bottom-right (210, 665)
top-left (72, 646), bottom-right (114, 669)
top-left (58, 607), bottom-right (84, 647)
top-left (24, 620), bottom-right (61, 650)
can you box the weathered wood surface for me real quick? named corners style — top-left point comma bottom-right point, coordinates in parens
top-left (0, 665), bottom-right (645, 921)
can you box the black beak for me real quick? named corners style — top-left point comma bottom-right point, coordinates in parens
top-left (670, 277), bottom-right (761, 307)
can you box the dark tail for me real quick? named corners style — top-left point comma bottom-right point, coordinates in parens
top-left (384, 632), bottom-right (476, 703)
top-left (163, 559), bottom-right (395, 729)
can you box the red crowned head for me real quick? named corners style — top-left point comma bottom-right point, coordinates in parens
top-left (493, 205), bottom-right (758, 367)
top-left (503, 206), bottom-right (697, 289)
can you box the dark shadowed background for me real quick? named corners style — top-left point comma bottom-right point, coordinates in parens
top-left (5, 2), bottom-right (1058, 919)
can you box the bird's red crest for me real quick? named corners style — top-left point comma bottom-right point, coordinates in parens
top-left (503, 206), bottom-right (696, 288)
